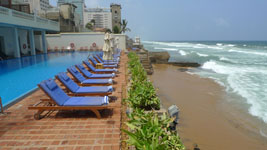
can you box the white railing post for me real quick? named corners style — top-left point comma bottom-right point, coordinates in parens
top-left (41, 31), bottom-right (47, 53)
top-left (13, 27), bottom-right (21, 58)
top-left (29, 29), bottom-right (36, 55)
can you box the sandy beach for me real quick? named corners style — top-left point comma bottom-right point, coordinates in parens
top-left (150, 64), bottom-right (267, 150)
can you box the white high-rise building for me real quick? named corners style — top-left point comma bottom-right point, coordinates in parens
top-left (83, 8), bottom-right (112, 30)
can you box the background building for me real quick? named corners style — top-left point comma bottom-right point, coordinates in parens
top-left (0, 0), bottom-right (30, 14)
top-left (46, 3), bottom-right (80, 32)
top-left (58, 0), bottom-right (84, 28)
top-left (83, 8), bottom-right (112, 30)
top-left (12, 0), bottom-right (50, 16)
top-left (110, 3), bottom-right (121, 30)
top-left (0, 5), bottom-right (59, 59)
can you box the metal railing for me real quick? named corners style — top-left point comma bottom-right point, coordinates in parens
top-left (12, 10), bottom-right (34, 20)
top-left (36, 17), bottom-right (48, 23)
top-left (0, 6), bottom-right (9, 15)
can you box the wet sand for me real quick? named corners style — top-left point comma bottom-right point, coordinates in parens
top-left (150, 64), bottom-right (267, 150)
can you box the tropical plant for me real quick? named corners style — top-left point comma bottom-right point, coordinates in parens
top-left (113, 25), bottom-right (121, 34)
top-left (122, 109), bottom-right (185, 150)
top-left (105, 28), bottom-right (112, 33)
top-left (120, 19), bottom-right (131, 33)
top-left (124, 52), bottom-right (185, 150)
top-left (128, 81), bottom-right (160, 110)
top-left (90, 19), bottom-right (95, 26)
top-left (127, 52), bottom-right (160, 110)
top-left (85, 22), bottom-right (93, 30)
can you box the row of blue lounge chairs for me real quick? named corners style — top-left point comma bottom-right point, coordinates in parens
top-left (28, 52), bottom-right (121, 120)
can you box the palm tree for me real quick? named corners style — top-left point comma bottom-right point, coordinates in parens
top-left (113, 25), bottom-right (120, 34)
top-left (85, 22), bottom-right (93, 30)
top-left (120, 19), bottom-right (131, 33)
top-left (90, 19), bottom-right (95, 26)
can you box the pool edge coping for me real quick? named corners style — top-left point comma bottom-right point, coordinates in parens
top-left (3, 87), bottom-right (39, 110)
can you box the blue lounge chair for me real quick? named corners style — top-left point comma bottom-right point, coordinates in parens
top-left (94, 55), bottom-right (118, 65)
top-left (56, 72), bottom-right (113, 96)
top-left (28, 79), bottom-right (112, 119)
top-left (76, 64), bottom-right (115, 78)
top-left (83, 61), bottom-right (117, 73)
top-left (67, 66), bottom-right (113, 85)
top-left (89, 57), bottom-right (118, 68)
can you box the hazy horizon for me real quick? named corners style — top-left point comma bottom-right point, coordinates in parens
top-left (50, 0), bottom-right (267, 41)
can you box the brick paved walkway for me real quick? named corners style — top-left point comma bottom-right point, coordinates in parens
top-left (0, 52), bottom-right (127, 150)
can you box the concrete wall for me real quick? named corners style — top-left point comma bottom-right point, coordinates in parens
top-left (34, 35), bottom-right (43, 52)
top-left (18, 29), bottom-right (30, 55)
top-left (0, 27), bottom-right (16, 56)
top-left (46, 32), bottom-right (126, 50)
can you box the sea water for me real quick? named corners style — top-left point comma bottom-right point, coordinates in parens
top-left (143, 41), bottom-right (267, 128)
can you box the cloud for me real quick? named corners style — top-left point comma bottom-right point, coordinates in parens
top-left (215, 18), bottom-right (230, 27)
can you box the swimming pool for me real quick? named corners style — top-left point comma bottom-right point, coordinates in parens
top-left (0, 51), bottom-right (96, 107)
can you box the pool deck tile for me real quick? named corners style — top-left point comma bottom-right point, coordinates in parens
top-left (0, 52), bottom-right (127, 150)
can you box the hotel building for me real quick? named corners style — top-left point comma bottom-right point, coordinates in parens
top-left (83, 8), bottom-right (112, 30)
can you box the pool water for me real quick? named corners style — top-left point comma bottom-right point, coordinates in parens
top-left (0, 52), bottom-right (95, 106)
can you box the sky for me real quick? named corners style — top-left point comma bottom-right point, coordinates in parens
top-left (50, 0), bottom-right (267, 41)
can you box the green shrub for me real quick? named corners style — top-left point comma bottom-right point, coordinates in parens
top-left (127, 52), bottom-right (159, 110)
top-left (122, 109), bottom-right (185, 150)
top-left (128, 81), bottom-right (160, 110)
top-left (125, 52), bottom-right (185, 150)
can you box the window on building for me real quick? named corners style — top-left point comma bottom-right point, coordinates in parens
top-left (115, 10), bottom-right (117, 14)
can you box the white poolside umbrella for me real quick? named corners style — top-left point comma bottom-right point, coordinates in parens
top-left (102, 32), bottom-right (113, 60)
top-left (110, 35), bottom-right (115, 55)
top-left (115, 37), bottom-right (119, 54)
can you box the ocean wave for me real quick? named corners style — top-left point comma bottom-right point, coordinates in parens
top-left (219, 57), bottom-right (238, 64)
top-left (202, 60), bottom-right (267, 123)
top-left (179, 50), bottom-right (188, 56)
top-left (228, 49), bottom-right (267, 56)
top-left (227, 73), bottom-right (267, 123)
top-left (202, 61), bottom-right (231, 74)
top-left (193, 46), bottom-right (205, 49)
top-left (219, 57), bottom-right (230, 61)
top-left (154, 47), bottom-right (178, 51)
top-left (216, 43), bottom-right (223, 46)
top-left (227, 44), bottom-right (235, 47)
top-left (196, 52), bottom-right (209, 57)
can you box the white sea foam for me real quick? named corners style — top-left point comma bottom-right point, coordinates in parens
top-left (227, 44), bottom-right (235, 47)
top-left (260, 129), bottom-right (267, 138)
top-left (202, 61), bottom-right (231, 74)
top-left (154, 47), bottom-right (178, 51)
top-left (179, 50), bottom-right (187, 56)
top-left (220, 57), bottom-right (229, 61)
top-left (216, 43), bottom-right (223, 46)
top-left (193, 46), bottom-right (205, 49)
top-left (219, 57), bottom-right (238, 64)
top-left (196, 52), bottom-right (209, 57)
